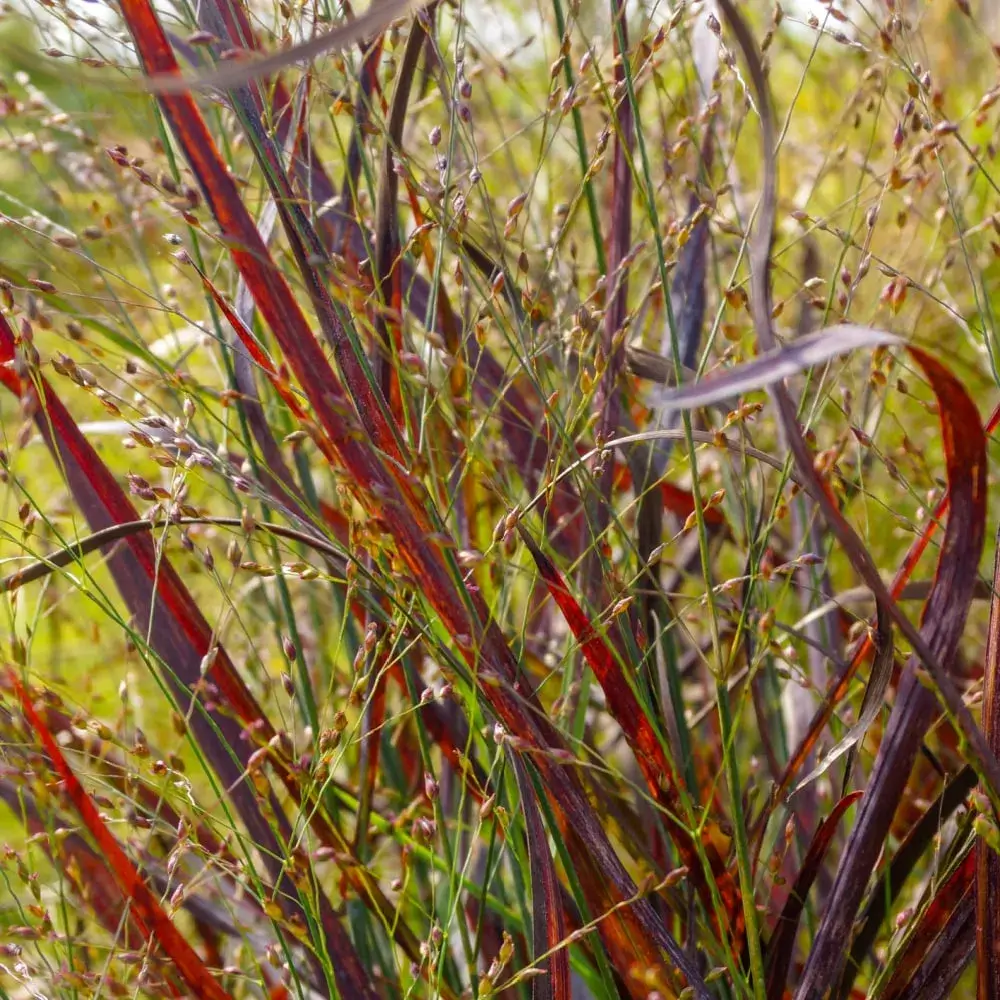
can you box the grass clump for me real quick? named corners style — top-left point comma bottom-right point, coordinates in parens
top-left (0, 0), bottom-right (999, 998)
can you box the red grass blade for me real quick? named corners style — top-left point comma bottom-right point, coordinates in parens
top-left (583, 0), bottom-right (634, 660)
top-left (194, 266), bottom-right (311, 426)
top-left (764, 791), bottom-right (862, 998)
top-left (8, 670), bottom-right (233, 1000)
top-left (792, 601), bottom-right (894, 795)
top-left (0, 775), bottom-right (148, 953)
top-left (518, 526), bottom-right (741, 936)
top-left (118, 0), bottom-right (407, 480)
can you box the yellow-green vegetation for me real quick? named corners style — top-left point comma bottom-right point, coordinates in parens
top-left (0, 0), bottom-right (998, 998)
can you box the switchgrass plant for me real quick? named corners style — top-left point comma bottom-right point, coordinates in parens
top-left (0, 0), bottom-right (998, 997)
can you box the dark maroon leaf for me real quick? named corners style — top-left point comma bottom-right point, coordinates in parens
top-left (844, 766), bottom-right (977, 998)
top-left (765, 791), bottom-right (862, 998)
top-left (595, 0), bottom-right (633, 464)
top-left (513, 759), bottom-right (570, 1000)
top-left (371, 14), bottom-right (429, 411)
top-left (979, 529), bottom-right (1000, 999)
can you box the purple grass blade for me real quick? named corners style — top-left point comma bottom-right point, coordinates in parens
top-left (512, 759), bottom-right (570, 1000)
top-left (979, 528), bottom-right (1000, 999)
top-left (765, 792), bottom-right (861, 998)
top-left (880, 850), bottom-right (975, 1000)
